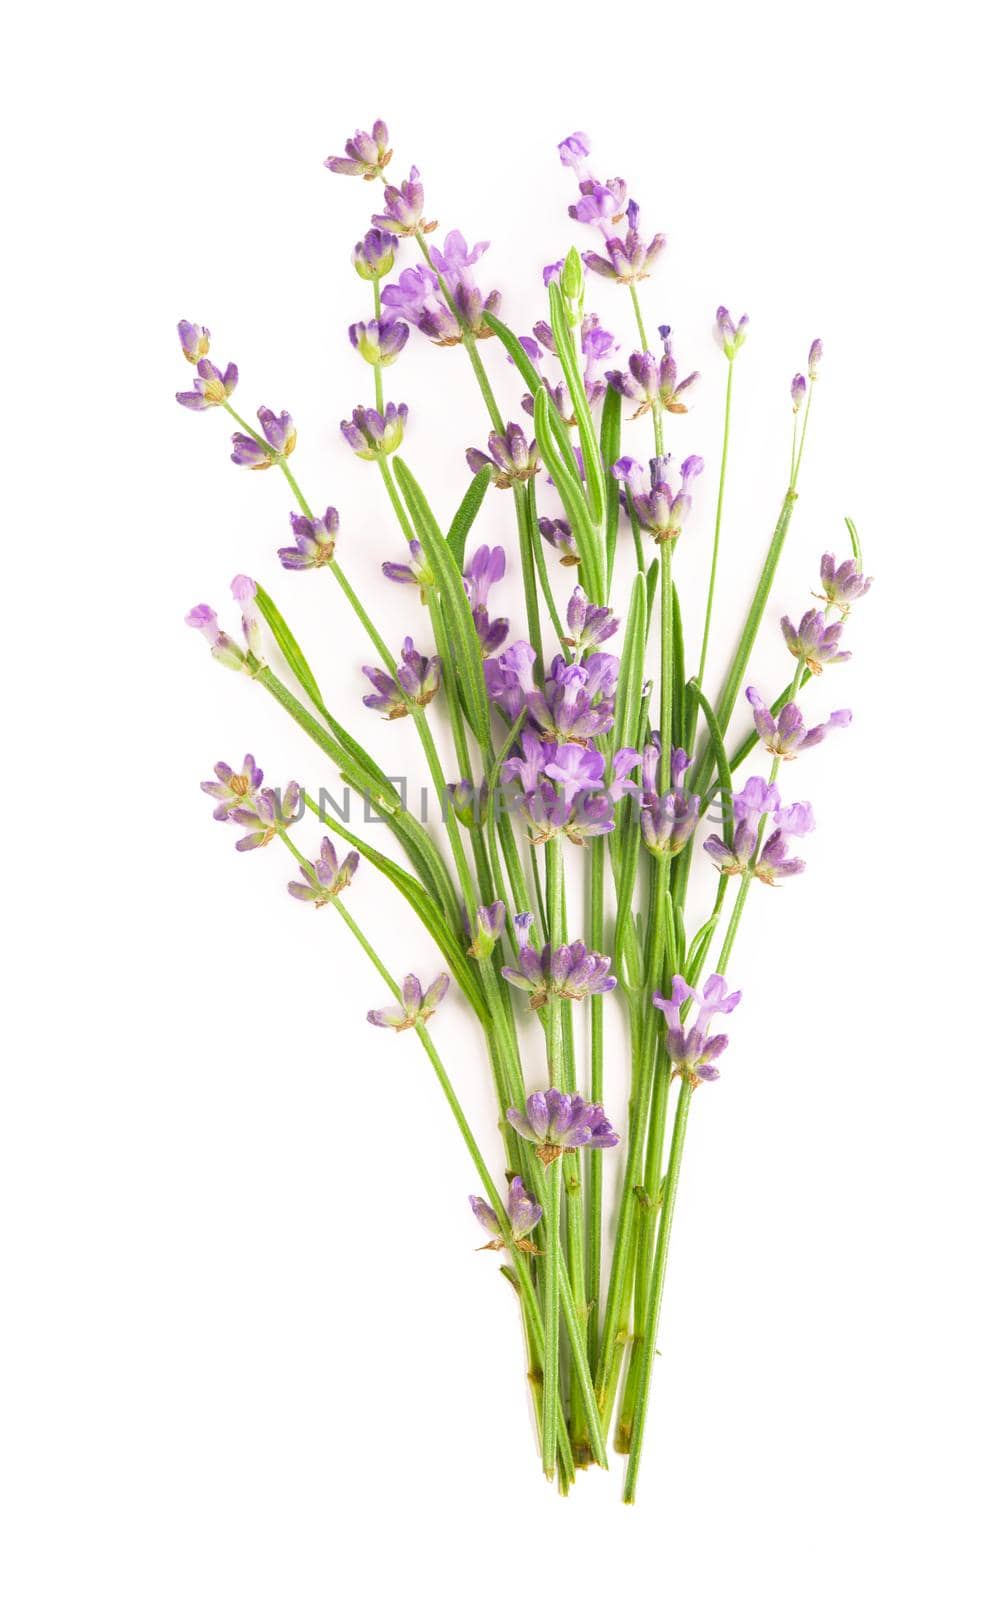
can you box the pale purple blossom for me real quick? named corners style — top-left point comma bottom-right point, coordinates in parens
top-left (324, 121), bottom-right (392, 181)
top-left (367, 972), bottom-right (450, 1031)
top-left (506, 1086), bottom-right (619, 1165)
top-left (348, 317), bottom-right (410, 367)
top-left (653, 974), bottom-right (742, 1083)
top-left (745, 686), bottom-right (852, 758)
top-left (362, 637), bottom-right (441, 717)
top-left (371, 166), bottom-right (434, 236)
top-left (816, 554), bottom-right (873, 614)
top-left (382, 540), bottom-right (434, 601)
top-left (200, 754), bottom-right (264, 820)
top-left (340, 402), bottom-right (408, 459)
top-left (469, 1176), bottom-right (543, 1252)
top-left (278, 507), bottom-right (339, 571)
top-left (288, 837), bottom-right (360, 905)
top-left (231, 408), bottom-right (296, 469)
top-left (176, 358), bottom-right (238, 410)
top-left (613, 454), bottom-right (704, 543)
top-left (714, 307), bottom-right (749, 358)
top-left (352, 228), bottom-right (397, 281)
top-left (562, 586), bottom-right (618, 652)
top-left (177, 320), bottom-right (211, 363)
top-left (466, 423), bottom-right (539, 488)
top-left (606, 327), bottom-right (698, 417)
top-left (781, 610), bottom-right (852, 675)
top-left (230, 783), bottom-right (302, 852)
top-left (467, 901), bottom-right (506, 959)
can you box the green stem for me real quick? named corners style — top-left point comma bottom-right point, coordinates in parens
top-left (621, 1079), bottom-right (692, 1503)
top-left (586, 839), bottom-right (605, 1374)
top-left (695, 357), bottom-right (735, 691)
top-left (660, 541), bottom-right (674, 775)
top-left (540, 1156), bottom-right (563, 1480)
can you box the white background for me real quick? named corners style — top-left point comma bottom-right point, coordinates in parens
top-left (3, 2), bottom-right (998, 1595)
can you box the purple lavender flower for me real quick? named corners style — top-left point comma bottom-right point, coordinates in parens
top-left (521, 313), bottom-right (616, 422)
top-left (352, 228), bottom-right (397, 281)
top-left (185, 575), bottom-right (264, 671)
top-left (653, 974), bottom-right (741, 1084)
top-left (501, 914), bottom-right (617, 1010)
top-left (467, 900), bottom-right (506, 959)
top-left (808, 338), bottom-right (823, 378)
top-left (714, 307), bottom-right (749, 359)
top-left (176, 358), bottom-right (238, 410)
top-left (791, 373), bottom-right (807, 412)
top-left (582, 201), bottom-right (666, 286)
top-left (348, 317), bottom-right (410, 367)
top-left (562, 586), bottom-right (618, 652)
top-left (466, 423), bottom-right (539, 489)
top-left (463, 545), bottom-right (505, 609)
top-left (278, 507), bottom-right (339, 571)
top-left (506, 1086), bottom-right (619, 1166)
top-left (381, 265), bottom-right (461, 346)
top-left (371, 165), bottom-right (435, 235)
top-left (569, 176), bottom-right (630, 231)
top-left (324, 121), bottom-right (392, 181)
top-left (606, 328), bottom-right (698, 418)
top-left (558, 132), bottom-right (592, 175)
top-left (185, 605), bottom-right (246, 672)
top-left (502, 733), bottom-right (618, 844)
top-left (287, 836), bottom-right (360, 905)
top-left (613, 454), bottom-right (704, 543)
top-left (816, 553), bottom-right (873, 614)
top-left (362, 637), bottom-right (441, 718)
top-left (367, 972), bottom-right (450, 1031)
top-left (538, 516), bottom-right (579, 567)
top-left (382, 540), bottom-right (435, 602)
top-left (745, 686), bottom-right (852, 758)
top-left (178, 320), bottom-right (211, 364)
top-left (200, 754), bottom-right (264, 820)
top-left (428, 231), bottom-right (501, 338)
top-left (704, 777), bottom-right (814, 883)
top-left (753, 801), bottom-right (815, 885)
top-left (231, 408), bottom-right (296, 469)
top-left (641, 790), bottom-right (699, 859)
top-left (469, 1176), bottom-right (543, 1253)
top-left (340, 402), bottom-right (408, 459)
top-left (484, 640), bottom-right (537, 719)
top-left (231, 783), bottom-right (302, 851)
top-left (522, 653), bottom-right (619, 743)
top-left (781, 609), bottom-right (852, 675)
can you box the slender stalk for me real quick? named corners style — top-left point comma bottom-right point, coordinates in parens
top-left (541, 1157), bottom-right (562, 1479)
top-left (586, 838), bottom-right (605, 1373)
top-left (660, 541), bottom-right (674, 774)
top-left (621, 1079), bottom-right (692, 1502)
top-left (695, 357), bottom-right (735, 691)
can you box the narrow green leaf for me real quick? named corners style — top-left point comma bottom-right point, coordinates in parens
top-left (547, 281), bottom-right (607, 531)
top-left (600, 386), bottom-right (622, 587)
top-left (844, 514), bottom-right (863, 568)
top-left (446, 466), bottom-right (492, 568)
top-left (394, 458), bottom-right (492, 751)
top-left (686, 679), bottom-right (735, 846)
top-left (533, 388), bottom-right (603, 601)
top-left (255, 583), bottom-right (325, 715)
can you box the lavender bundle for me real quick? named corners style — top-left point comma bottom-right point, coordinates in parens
top-left (178, 124), bottom-right (869, 1501)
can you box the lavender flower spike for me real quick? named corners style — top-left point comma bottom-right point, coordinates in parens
top-left (185, 604), bottom-right (246, 672)
top-left (653, 974), bottom-right (742, 1084)
top-left (176, 358), bottom-right (238, 410)
top-left (371, 166), bottom-right (436, 236)
top-left (362, 637), bottom-right (441, 718)
top-left (231, 782), bottom-right (302, 851)
top-left (506, 1088), bottom-right (619, 1167)
top-left (288, 837), bottom-right (360, 906)
top-left (606, 328), bottom-right (699, 417)
top-left (468, 901), bottom-right (506, 959)
top-left (469, 1176), bottom-right (543, 1254)
top-left (714, 307), bottom-right (749, 359)
top-left (816, 553), bottom-right (873, 614)
top-left (746, 686), bottom-right (852, 758)
top-left (562, 586), bottom-right (618, 652)
top-left (348, 317), bottom-right (410, 367)
top-left (582, 201), bottom-right (666, 286)
top-left (178, 320), bottom-right (211, 363)
top-left (501, 914), bottom-right (617, 1008)
top-left (231, 408), bottom-right (296, 469)
top-left (613, 454), bottom-right (704, 543)
top-left (278, 507), bottom-right (339, 571)
top-left (703, 775), bottom-right (781, 876)
top-left (466, 423), bottom-right (539, 489)
top-left (201, 754), bottom-right (263, 820)
top-left (808, 338), bottom-right (823, 378)
top-left (324, 121), bottom-right (392, 181)
top-left (340, 402), bottom-right (408, 460)
top-left (367, 972), bottom-right (450, 1031)
top-left (538, 516), bottom-right (579, 567)
top-left (352, 228), bottom-right (397, 281)
top-left (791, 373), bottom-right (807, 413)
top-left (382, 540), bottom-right (435, 602)
top-left (781, 609), bottom-right (852, 675)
